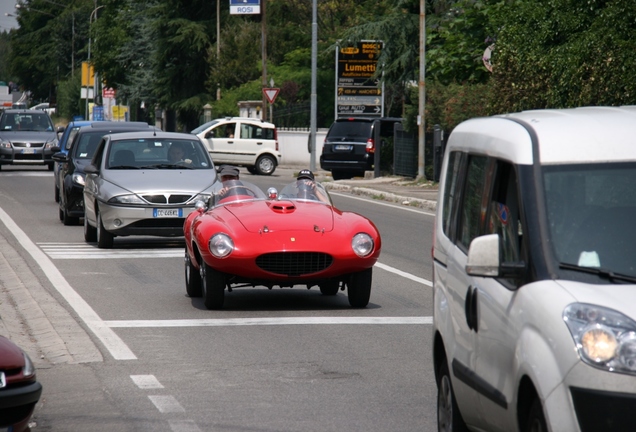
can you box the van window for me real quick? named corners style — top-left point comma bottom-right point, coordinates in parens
top-left (487, 161), bottom-right (522, 265)
top-left (441, 151), bottom-right (463, 238)
top-left (458, 155), bottom-right (489, 250)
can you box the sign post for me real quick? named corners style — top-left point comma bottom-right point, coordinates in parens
top-left (335, 41), bottom-right (384, 118)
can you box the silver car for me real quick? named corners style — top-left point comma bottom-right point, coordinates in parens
top-left (83, 131), bottom-right (219, 248)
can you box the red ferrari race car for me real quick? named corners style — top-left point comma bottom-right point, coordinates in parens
top-left (183, 174), bottom-right (382, 309)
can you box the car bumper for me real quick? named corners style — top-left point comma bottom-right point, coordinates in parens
top-left (98, 202), bottom-right (196, 237)
top-left (64, 184), bottom-right (86, 217)
top-left (319, 155), bottom-right (372, 171)
top-left (0, 147), bottom-right (54, 165)
top-left (0, 381), bottom-right (42, 427)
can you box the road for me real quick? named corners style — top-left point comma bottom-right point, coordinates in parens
top-left (0, 165), bottom-right (437, 432)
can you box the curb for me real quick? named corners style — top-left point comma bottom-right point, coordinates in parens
top-left (324, 182), bottom-right (437, 211)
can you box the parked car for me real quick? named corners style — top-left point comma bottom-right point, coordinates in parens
top-left (52, 120), bottom-right (95, 202)
top-left (83, 131), bottom-right (217, 248)
top-left (320, 116), bottom-right (402, 180)
top-left (0, 335), bottom-right (42, 432)
top-left (191, 117), bottom-right (281, 175)
top-left (433, 106), bottom-right (636, 432)
top-left (29, 102), bottom-right (55, 116)
top-left (183, 175), bottom-right (381, 309)
top-left (52, 122), bottom-right (159, 225)
top-left (0, 109), bottom-right (59, 170)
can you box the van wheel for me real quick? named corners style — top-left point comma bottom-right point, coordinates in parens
top-left (437, 360), bottom-right (469, 432)
top-left (255, 154), bottom-right (276, 175)
top-left (332, 170), bottom-right (353, 180)
top-left (524, 397), bottom-right (547, 432)
top-left (347, 268), bottom-right (372, 307)
top-left (246, 166), bottom-right (257, 175)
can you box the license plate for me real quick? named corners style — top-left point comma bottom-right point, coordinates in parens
top-left (21, 148), bottom-right (35, 154)
top-left (334, 145), bottom-right (352, 151)
top-left (153, 208), bottom-right (182, 218)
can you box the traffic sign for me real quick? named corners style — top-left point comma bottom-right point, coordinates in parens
top-left (230, 0), bottom-right (260, 15)
top-left (263, 88), bottom-right (280, 104)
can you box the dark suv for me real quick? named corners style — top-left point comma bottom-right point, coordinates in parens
top-left (0, 109), bottom-right (59, 170)
top-left (52, 122), bottom-right (156, 225)
top-left (320, 117), bottom-right (402, 180)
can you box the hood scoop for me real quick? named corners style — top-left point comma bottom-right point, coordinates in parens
top-left (269, 201), bottom-right (296, 213)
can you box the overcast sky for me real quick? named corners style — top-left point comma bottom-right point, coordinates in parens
top-left (0, 0), bottom-right (18, 30)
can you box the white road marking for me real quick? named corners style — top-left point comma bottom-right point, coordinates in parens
top-left (329, 191), bottom-right (436, 216)
top-left (169, 420), bottom-right (202, 432)
top-left (131, 375), bottom-right (164, 389)
top-left (107, 316), bottom-right (433, 328)
top-left (38, 243), bottom-right (182, 259)
top-left (148, 395), bottom-right (185, 413)
top-left (0, 209), bottom-right (137, 360)
top-left (375, 262), bottom-right (433, 287)
top-left (0, 172), bottom-right (52, 177)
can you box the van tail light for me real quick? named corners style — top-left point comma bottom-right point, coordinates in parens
top-left (366, 138), bottom-right (375, 153)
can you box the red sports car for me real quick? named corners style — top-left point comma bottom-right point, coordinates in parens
top-left (0, 336), bottom-right (42, 432)
top-left (183, 179), bottom-right (381, 309)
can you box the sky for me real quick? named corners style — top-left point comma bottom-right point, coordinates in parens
top-left (0, 0), bottom-right (18, 30)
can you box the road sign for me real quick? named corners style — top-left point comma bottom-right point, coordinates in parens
top-left (230, 0), bottom-right (260, 14)
top-left (103, 88), bottom-right (116, 98)
top-left (263, 88), bottom-right (280, 104)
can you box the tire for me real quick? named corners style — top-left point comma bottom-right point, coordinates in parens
top-left (524, 397), bottom-right (548, 432)
top-left (201, 263), bottom-right (226, 309)
top-left (255, 154), bottom-right (276, 175)
top-left (47, 163), bottom-right (54, 171)
top-left (347, 268), bottom-right (372, 308)
top-left (437, 360), bottom-right (469, 432)
top-left (58, 207), bottom-right (64, 221)
top-left (332, 170), bottom-right (353, 180)
top-left (84, 213), bottom-right (97, 242)
top-left (185, 248), bottom-right (202, 297)
top-left (54, 184), bottom-right (60, 203)
top-left (246, 166), bottom-right (257, 175)
top-left (96, 211), bottom-right (114, 249)
top-left (62, 205), bottom-right (79, 226)
top-left (319, 281), bottom-right (340, 296)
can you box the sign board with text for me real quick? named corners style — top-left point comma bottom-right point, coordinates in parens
top-left (335, 41), bottom-right (384, 118)
top-left (230, 0), bottom-right (260, 15)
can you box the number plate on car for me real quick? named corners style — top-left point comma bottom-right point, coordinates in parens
top-left (22, 148), bottom-right (35, 154)
top-left (334, 145), bottom-right (352, 151)
top-left (153, 208), bottom-right (182, 218)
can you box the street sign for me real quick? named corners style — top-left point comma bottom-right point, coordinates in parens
top-left (263, 88), bottom-right (280, 104)
top-left (335, 41), bottom-right (384, 118)
top-left (103, 88), bottom-right (116, 98)
top-left (230, 0), bottom-right (260, 15)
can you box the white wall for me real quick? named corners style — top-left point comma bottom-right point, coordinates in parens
top-left (277, 129), bottom-right (328, 165)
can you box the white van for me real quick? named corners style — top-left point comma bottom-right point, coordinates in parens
top-left (433, 107), bottom-right (636, 432)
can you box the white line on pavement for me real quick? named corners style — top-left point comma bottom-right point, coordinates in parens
top-left (148, 395), bottom-right (185, 413)
top-left (329, 191), bottom-right (436, 216)
top-left (169, 420), bottom-right (202, 432)
top-left (131, 375), bottom-right (164, 389)
top-left (374, 262), bottom-right (433, 287)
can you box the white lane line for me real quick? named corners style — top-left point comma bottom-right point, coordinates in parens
top-left (169, 420), bottom-right (202, 432)
top-left (375, 262), bottom-right (433, 287)
top-left (0, 208), bottom-right (137, 360)
top-left (107, 316), bottom-right (433, 328)
top-left (148, 395), bottom-right (185, 413)
top-left (131, 375), bottom-right (164, 389)
top-left (329, 191), bottom-right (436, 216)
top-left (38, 243), bottom-right (182, 259)
top-left (0, 172), bottom-right (52, 177)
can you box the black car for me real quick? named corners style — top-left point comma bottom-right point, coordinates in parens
top-left (320, 117), bottom-right (402, 180)
top-left (52, 122), bottom-right (157, 225)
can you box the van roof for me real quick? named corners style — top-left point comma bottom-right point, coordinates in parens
top-left (449, 106), bottom-right (636, 165)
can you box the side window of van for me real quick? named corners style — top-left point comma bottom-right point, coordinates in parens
top-left (441, 151), bottom-right (463, 238)
top-left (458, 155), bottom-right (489, 250)
top-left (487, 161), bottom-right (523, 264)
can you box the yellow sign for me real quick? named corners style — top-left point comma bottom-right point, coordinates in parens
top-left (81, 62), bottom-right (95, 87)
top-left (111, 105), bottom-right (129, 121)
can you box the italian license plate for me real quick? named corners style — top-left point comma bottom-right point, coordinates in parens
top-left (153, 208), bottom-right (182, 218)
top-left (21, 148), bottom-right (35, 154)
top-left (334, 145), bottom-right (352, 151)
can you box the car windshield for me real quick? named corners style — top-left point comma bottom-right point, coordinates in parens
top-left (278, 180), bottom-right (331, 205)
top-left (544, 162), bottom-right (636, 277)
top-left (0, 112), bottom-right (53, 131)
top-left (190, 120), bottom-right (220, 135)
top-left (73, 132), bottom-right (103, 159)
top-left (106, 138), bottom-right (212, 169)
top-left (210, 180), bottom-right (267, 207)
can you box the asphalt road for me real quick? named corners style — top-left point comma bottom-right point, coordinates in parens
top-left (0, 165), bottom-right (438, 432)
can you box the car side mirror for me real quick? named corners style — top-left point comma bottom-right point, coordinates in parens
top-left (52, 152), bottom-right (67, 162)
top-left (466, 233), bottom-right (526, 279)
top-left (84, 164), bottom-right (99, 175)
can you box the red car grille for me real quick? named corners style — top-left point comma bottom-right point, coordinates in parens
top-left (256, 252), bottom-right (333, 277)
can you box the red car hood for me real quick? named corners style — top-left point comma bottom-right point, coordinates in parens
top-left (223, 200), bottom-right (334, 233)
top-left (0, 336), bottom-right (25, 369)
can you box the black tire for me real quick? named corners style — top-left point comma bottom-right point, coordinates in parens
top-left (62, 205), bottom-right (80, 226)
top-left (255, 154), bottom-right (276, 175)
top-left (96, 211), bottom-right (114, 249)
top-left (437, 359), bottom-right (469, 432)
top-left (58, 207), bottom-right (64, 221)
top-left (185, 248), bottom-right (202, 297)
top-left (201, 263), bottom-right (225, 309)
top-left (84, 213), bottom-right (97, 242)
top-left (54, 184), bottom-right (60, 203)
top-left (347, 268), bottom-right (372, 308)
top-left (319, 281), bottom-right (340, 296)
top-left (524, 397), bottom-right (548, 432)
top-left (332, 170), bottom-right (353, 180)
top-left (47, 163), bottom-right (54, 171)
top-left (246, 166), bottom-right (257, 175)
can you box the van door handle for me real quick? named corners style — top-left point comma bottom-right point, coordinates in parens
top-left (464, 286), bottom-right (479, 332)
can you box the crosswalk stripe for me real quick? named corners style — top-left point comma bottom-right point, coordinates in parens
top-left (37, 243), bottom-right (182, 259)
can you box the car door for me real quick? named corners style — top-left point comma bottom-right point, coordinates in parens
top-left (233, 121), bottom-right (266, 165)
top-left (202, 121), bottom-right (238, 164)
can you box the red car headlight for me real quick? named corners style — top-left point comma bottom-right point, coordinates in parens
top-left (352, 233), bottom-right (374, 257)
top-left (209, 233), bottom-right (234, 258)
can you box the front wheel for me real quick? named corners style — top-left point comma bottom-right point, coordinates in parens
top-left (524, 397), bottom-right (548, 432)
top-left (347, 268), bottom-right (372, 308)
top-left (185, 248), bottom-right (202, 297)
top-left (84, 213), bottom-right (97, 242)
top-left (201, 263), bottom-right (226, 309)
top-left (96, 211), bottom-right (114, 248)
top-left (437, 359), bottom-right (469, 432)
top-left (255, 154), bottom-right (276, 175)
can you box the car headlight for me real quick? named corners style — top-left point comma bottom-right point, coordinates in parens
top-left (209, 233), bottom-right (234, 258)
top-left (564, 303), bottom-right (636, 375)
top-left (108, 194), bottom-right (146, 205)
top-left (72, 172), bottom-right (85, 186)
top-left (45, 138), bottom-right (58, 150)
top-left (22, 351), bottom-right (35, 378)
top-left (351, 233), bottom-right (374, 257)
top-left (0, 139), bottom-right (11, 149)
top-left (188, 193), bottom-right (211, 204)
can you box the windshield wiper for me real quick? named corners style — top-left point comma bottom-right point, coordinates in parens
top-left (559, 262), bottom-right (636, 283)
top-left (140, 164), bottom-right (195, 170)
top-left (109, 165), bottom-right (140, 170)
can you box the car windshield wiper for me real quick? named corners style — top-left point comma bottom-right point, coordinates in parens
top-left (559, 262), bottom-right (636, 283)
top-left (109, 165), bottom-right (140, 169)
top-left (140, 163), bottom-right (195, 170)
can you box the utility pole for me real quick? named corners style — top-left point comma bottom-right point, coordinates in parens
top-left (309, 0), bottom-right (317, 171)
top-left (417, 0), bottom-right (426, 179)
top-left (261, 0), bottom-right (268, 121)
top-left (216, 0), bottom-right (221, 100)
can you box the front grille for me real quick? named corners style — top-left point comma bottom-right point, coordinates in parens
top-left (142, 194), bottom-right (193, 204)
top-left (571, 386), bottom-right (636, 432)
top-left (256, 252), bottom-right (333, 277)
top-left (13, 141), bottom-right (45, 148)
